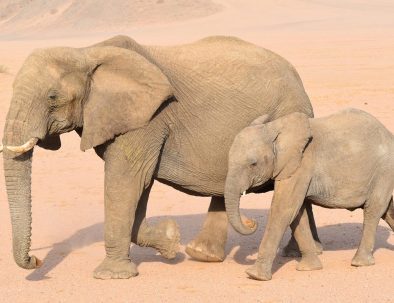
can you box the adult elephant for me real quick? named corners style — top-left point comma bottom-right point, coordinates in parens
top-left (1, 35), bottom-right (318, 279)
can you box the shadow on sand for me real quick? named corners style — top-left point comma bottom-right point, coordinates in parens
top-left (26, 209), bottom-right (394, 281)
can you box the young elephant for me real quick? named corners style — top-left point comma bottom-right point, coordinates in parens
top-left (225, 108), bottom-right (394, 281)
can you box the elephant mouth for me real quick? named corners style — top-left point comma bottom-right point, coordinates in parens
top-left (2, 134), bottom-right (63, 154)
top-left (247, 179), bottom-right (275, 194)
top-left (37, 135), bottom-right (62, 151)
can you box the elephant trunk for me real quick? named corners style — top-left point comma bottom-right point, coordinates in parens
top-left (2, 94), bottom-right (42, 269)
top-left (224, 176), bottom-right (257, 235)
top-left (3, 150), bottom-right (41, 269)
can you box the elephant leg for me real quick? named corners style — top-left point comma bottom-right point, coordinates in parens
top-left (291, 205), bottom-right (322, 271)
top-left (131, 181), bottom-right (180, 259)
top-left (351, 194), bottom-right (391, 267)
top-left (246, 173), bottom-right (310, 281)
top-left (185, 196), bottom-right (228, 262)
top-left (94, 155), bottom-right (139, 279)
top-left (282, 200), bottom-right (322, 257)
top-left (351, 213), bottom-right (380, 266)
top-left (306, 201), bottom-right (323, 248)
top-left (94, 140), bottom-right (162, 279)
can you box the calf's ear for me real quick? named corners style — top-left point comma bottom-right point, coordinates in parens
top-left (265, 112), bottom-right (312, 180)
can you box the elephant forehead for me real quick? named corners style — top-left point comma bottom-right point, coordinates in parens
top-left (45, 64), bottom-right (64, 78)
top-left (15, 57), bottom-right (60, 87)
top-left (24, 47), bottom-right (88, 77)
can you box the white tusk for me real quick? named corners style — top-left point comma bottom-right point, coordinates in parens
top-left (0, 144), bottom-right (3, 153)
top-left (6, 138), bottom-right (38, 153)
top-left (242, 191), bottom-right (246, 196)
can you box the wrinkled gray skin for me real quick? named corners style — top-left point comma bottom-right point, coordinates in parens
top-left (225, 109), bottom-right (394, 281)
top-left (2, 35), bottom-right (317, 279)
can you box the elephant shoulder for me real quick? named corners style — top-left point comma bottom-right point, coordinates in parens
top-left (89, 35), bottom-right (139, 51)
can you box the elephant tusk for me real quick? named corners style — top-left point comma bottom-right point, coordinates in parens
top-left (6, 138), bottom-right (38, 153)
top-left (242, 191), bottom-right (246, 196)
top-left (0, 144), bottom-right (3, 153)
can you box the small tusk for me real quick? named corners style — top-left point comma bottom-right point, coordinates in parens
top-left (242, 191), bottom-right (246, 196)
top-left (6, 138), bottom-right (38, 153)
top-left (0, 144), bottom-right (3, 153)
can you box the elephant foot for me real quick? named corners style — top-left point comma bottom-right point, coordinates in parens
top-left (93, 257), bottom-right (138, 280)
top-left (351, 252), bottom-right (375, 267)
top-left (246, 261), bottom-right (272, 281)
top-left (186, 196), bottom-right (228, 262)
top-left (154, 219), bottom-right (180, 259)
top-left (137, 219), bottom-right (180, 259)
top-left (314, 241), bottom-right (323, 254)
top-left (281, 237), bottom-right (323, 258)
top-left (185, 235), bottom-right (225, 262)
top-left (296, 254), bottom-right (322, 271)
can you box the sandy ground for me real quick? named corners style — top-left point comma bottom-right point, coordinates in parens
top-left (0, 1), bottom-right (393, 302)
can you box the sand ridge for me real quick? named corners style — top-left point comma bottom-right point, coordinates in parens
top-left (0, 0), bottom-right (223, 37)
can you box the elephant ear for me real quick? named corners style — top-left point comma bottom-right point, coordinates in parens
top-left (266, 112), bottom-right (311, 180)
top-left (80, 46), bottom-right (172, 151)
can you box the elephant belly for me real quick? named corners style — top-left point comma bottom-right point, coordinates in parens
top-left (308, 194), bottom-right (367, 210)
top-left (308, 175), bottom-right (369, 210)
top-left (156, 148), bottom-right (227, 196)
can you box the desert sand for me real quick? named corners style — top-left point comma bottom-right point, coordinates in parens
top-left (0, 1), bottom-right (393, 302)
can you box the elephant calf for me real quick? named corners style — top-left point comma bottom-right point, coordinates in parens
top-left (224, 108), bottom-right (394, 281)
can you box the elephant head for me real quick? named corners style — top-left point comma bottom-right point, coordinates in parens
top-left (1, 44), bottom-right (172, 269)
top-left (224, 112), bottom-right (311, 235)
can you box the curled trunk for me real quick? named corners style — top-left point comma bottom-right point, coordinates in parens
top-left (224, 177), bottom-right (257, 235)
top-left (3, 150), bottom-right (40, 269)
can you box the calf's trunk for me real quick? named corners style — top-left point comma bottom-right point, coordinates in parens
top-left (224, 176), bottom-right (257, 235)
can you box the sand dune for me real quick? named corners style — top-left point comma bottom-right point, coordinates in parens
top-left (0, 0), bottom-right (223, 37)
top-left (2, 0), bottom-right (394, 39)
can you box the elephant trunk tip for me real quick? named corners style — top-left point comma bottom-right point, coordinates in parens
top-left (225, 188), bottom-right (258, 235)
top-left (239, 217), bottom-right (258, 235)
top-left (14, 254), bottom-right (42, 270)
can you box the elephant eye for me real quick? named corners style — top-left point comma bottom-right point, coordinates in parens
top-left (48, 89), bottom-right (58, 101)
top-left (250, 162), bottom-right (257, 167)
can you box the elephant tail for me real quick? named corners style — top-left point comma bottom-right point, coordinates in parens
top-left (382, 196), bottom-right (394, 232)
